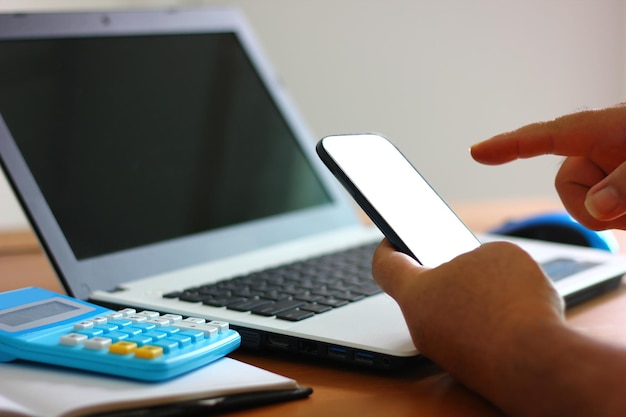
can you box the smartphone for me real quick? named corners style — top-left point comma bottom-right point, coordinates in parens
top-left (316, 133), bottom-right (481, 267)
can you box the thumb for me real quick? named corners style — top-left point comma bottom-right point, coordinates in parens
top-left (585, 161), bottom-right (626, 221)
top-left (371, 239), bottom-right (426, 301)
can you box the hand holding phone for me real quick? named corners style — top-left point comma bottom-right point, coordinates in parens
top-left (316, 133), bottom-right (480, 267)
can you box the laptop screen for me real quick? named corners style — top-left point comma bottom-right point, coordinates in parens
top-left (0, 9), bottom-right (361, 299)
top-left (0, 32), bottom-right (331, 260)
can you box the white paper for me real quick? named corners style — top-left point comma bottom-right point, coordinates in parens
top-left (0, 358), bottom-right (298, 417)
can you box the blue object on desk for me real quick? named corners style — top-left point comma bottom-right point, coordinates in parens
top-left (489, 211), bottom-right (619, 253)
top-left (0, 287), bottom-right (241, 381)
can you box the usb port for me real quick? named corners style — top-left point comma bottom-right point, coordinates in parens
top-left (266, 334), bottom-right (291, 350)
top-left (328, 346), bottom-right (348, 359)
top-left (354, 351), bottom-right (375, 366)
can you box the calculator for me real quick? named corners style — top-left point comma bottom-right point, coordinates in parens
top-left (0, 287), bottom-right (241, 381)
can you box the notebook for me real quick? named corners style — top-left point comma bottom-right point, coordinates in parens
top-left (1, 8), bottom-right (625, 370)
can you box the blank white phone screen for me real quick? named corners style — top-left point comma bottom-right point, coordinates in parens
top-left (323, 134), bottom-right (481, 267)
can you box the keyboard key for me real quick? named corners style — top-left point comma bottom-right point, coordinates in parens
top-left (300, 303), bottom-right (332, 314)
top-left (227, 298), bottom-right (273, 312)
top-left (167, 242), bottom-right (380, 322)
top-left (294, 293), bottom-right (323, 303)
top-left (277, 309), bottom-right (315, 321)
top-left (317, 298), bottom-right (349, 308)
top-left (251, 300), bottom-right (306, 316)
top-left (334, 291), bottom-right (366, 302)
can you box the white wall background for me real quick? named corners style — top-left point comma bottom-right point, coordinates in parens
top-left (0, 0), bottom-right (625, 230)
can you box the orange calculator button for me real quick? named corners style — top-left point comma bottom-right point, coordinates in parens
top-left (135, 345), bottom-right (163, 359)
top-left (109, 341), bottom-right (137, 355)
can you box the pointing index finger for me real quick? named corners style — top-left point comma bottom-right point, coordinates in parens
top-left (470, 107), bottom-right (621, 165)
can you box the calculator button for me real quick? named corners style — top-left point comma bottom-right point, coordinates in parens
top-left (207, 320), bottom-right (229, 333)
top-left (155, 326), bottom-right (180, 336)
top-left (106, 331), bottom-right (130, 342)
top-left (118, 327), bottom-right (143, 337)
top-left (84, 337), bottom-right (112, 350)
top-left (126, 314), bottom-right (148, 323)
top-left (131, 322), bottom-right (156, 332)
top-left (91, 317), bottom-right (108, 325)
top-left (94, 323), bottom-right (119, 333)
top-left (105, 312), bottom-right (124, 320)
top-left (73, 321), bottom-right (94, 331)
top-left (108, 319), bottom-right (132, 327)
top-left (77, 328), bottom-right (104, 338)
top-left (60, 333), bottom-right (88, 346)
top-left (127, 335), bottom-right (153, 346)
top-left (117, 308), bottom-right (136, 316)
top-left (160, 314), bottom-right (183, 322)
top-left (146, 318), bottom-right (171, 327)
top-left (135, 345), bottom-right (163, 359)
top-left (167, 333), bottom-right (192, 347)
top-left (182, 317), bottom-right (205, 324)
top-left (178, 329), bottom-right (204, 343)
top-left (109, 341), bottom-right (137, 355)
top-left (152, 339), bottom-right (179, 353)
top-left (174, 322), bottom-right (218, 337)
top-left (144, 331), bottom-right (167, 340)
top-left (136, 310), bottom-right (160, 318)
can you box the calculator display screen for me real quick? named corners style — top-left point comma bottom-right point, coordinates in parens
top-left (0, 297), bottom-right (93, 332)
top-left (0, 301), bottom-right (78, 327)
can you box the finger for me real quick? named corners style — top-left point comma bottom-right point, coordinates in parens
top-left (554, 157), bottom-right (606, 226)
top-left (555, 158), bottom-right (626, 229)
top-left (470, 105), bottom-right (626, 165)
top-left (585, 160), bottom-right (626, 222)
top-left (371, 239), bottom-right (427, 300)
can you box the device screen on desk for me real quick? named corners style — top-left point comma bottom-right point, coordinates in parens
top-left (0, 32), bottom-right (331, 260)
top-left (0, 297), bottom-right (92, 332)
top-left (320, 134), bottom-right (481, 267)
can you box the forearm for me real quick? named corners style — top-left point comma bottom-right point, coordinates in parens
top-left (448, 321), bottom-right (626, 417)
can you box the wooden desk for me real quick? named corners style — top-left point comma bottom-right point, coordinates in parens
top-left (2, 198), bottom-right (626, 417)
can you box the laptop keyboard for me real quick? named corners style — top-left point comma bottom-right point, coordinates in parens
top-left (163, 242), bottom-right (382, 322)
top-left (163, 243), bottom-right (600, 322)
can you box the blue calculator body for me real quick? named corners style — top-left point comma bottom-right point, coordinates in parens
top-left (0, 287), bottom-right (241, 381)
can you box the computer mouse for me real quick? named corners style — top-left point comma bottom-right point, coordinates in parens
top-left (489, 211), bottom-right (619, 253)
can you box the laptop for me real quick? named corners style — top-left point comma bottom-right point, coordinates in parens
top-left (1, 8), bottom-right (625, 370)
